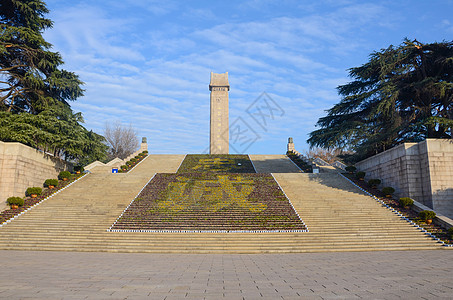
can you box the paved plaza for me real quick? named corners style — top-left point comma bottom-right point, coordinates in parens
top-left (0, 250), bottom-right (452, 299)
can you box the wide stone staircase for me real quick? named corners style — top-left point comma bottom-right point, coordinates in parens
top-left (0, 155), bottom-right (442, 253)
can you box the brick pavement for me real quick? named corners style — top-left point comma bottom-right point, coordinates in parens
top-left (0, 250), bottom-right (452, 299)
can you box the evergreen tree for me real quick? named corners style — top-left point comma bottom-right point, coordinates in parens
top-left (0, 0), bottom-right (107, 163)
top-left (308, 39), bottom-right (453, 161)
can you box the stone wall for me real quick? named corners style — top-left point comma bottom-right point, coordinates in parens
top-left (0, 141), bottom-right (72, 206)
top-left (356, 139), bottom-right (453, 218)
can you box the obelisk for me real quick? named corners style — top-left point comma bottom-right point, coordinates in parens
top-left (209, 72), bottom-right (229, 154)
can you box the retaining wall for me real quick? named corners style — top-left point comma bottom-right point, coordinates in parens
top-left (356, 139), bottom-right (453, 218)
top-left (0, 141), bottom-right (72, 205)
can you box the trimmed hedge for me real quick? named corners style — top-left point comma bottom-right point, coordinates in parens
top-left (419, 210), bottom-right (436, 221)
top-left (44, 179), bottom-right (58, 187)
top-left (356, 171), bottom-right (365, 179)
top-left (7, 197), bottom-right (24, 207)
top-left (26, 187), bottom-right (42, 196)
top-left (345, 166), bottom-right (356, 173)
top-left (368, 179), bottom-right (381, 187)
top-left (58, 171), bottom-right (72, 180)
top-left (399, 197), bottom-right (414, 207)
top-left (382, 187), bottom-right (395, 196)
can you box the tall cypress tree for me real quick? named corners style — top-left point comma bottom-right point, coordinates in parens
top-left (308, 39), bottom-right (453, 162)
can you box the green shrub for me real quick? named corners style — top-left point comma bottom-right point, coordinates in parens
top-left (135, 155), bottom-right (140, 159)
top-left (448, 227), bottom-right (453, 240)
top-left (121, 165), bottom-right (127, 169)
top-left (126, 161), bottom-right (133, 166)
top-left (419, 210), bottom-right (436, 221)
top-left (143, 150), bottom-right (148, 154)
top-left (368, 179), bottom-right (381, 187)
top-left (74, 165), bottom-right (84, 172)
top-left (26, 187), bottom-right (42, 196)
top-left (7, 196), bottom-right (24, 207)
top-left (58, 171), bottom-right (72, 180)
top-left (399, 197), bottom-right (414, 207)
top-left (130, 158), bottom-right (137, 162)
top-left (382, 187), bottom-right (395, 196)
top-left (345, 166), bottom-right (356, 173)
top-left (356, 171), bottom-right (365, 179)
top-left (44, 179), bottom-right (58, 187)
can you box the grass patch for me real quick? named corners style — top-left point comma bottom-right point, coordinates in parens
top-left (177, 154), bottom-right (255, 173)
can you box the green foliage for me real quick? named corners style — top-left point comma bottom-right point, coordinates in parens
top-left (399, 197), bottom-right (414, 207)
top-left (0, 0), bottom-right (83, 113)
top-left (44, 179), bottom-right (58, 187)
top-left (368, 179), bottom-right (381, 187)
top-left (130, 158), bottom-right (137, 162)
top-left (0, 1), bottom-right (108, 164)
top-left (308, 39), bottom-right (453, 162)
top-left (419, 210), bottom-right (436, 221)
top-left (26, 187), bottom-right (42, 196)
top-left (143, 151), bottom-right (148, 154)
top-left (126, 161), bottom-right (133, 166)
top-left (356, 171), bottom-right (365, 179)
top-left (120, 165), bottom-right (127, 169)
top-left (7, 196), bottom-right (24, 207)
top-left (345, 166), bottom-right (356, 173)
top-left (58, 171), bottom-right (71, 180)
top-left (73, 165), bottom-right (84, 172)
top-left (382, 187), bottom-right (395, 195)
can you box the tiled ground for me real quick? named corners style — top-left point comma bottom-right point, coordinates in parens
top-left (1, 250), bottom-right (452, 299)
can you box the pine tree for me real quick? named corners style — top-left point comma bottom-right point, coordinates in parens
top-left (0, 0), bottom-right (107, 163)
top-left (308, 39), bottom-right (453, 161)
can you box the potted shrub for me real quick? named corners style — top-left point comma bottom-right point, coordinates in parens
top-left (74, 165), bottom-right (84, 174)
top-left (44, 179), bottom-right (59, 189)
top-left (419, 210), bottom-right (436, 225)
top-left (26, 187), bottom-right (42, 198)
top-left (356, 171), bottom-right (366, 180)
top-left (368, 179), bottom-right (381, 189)
top-left (399, 197), bottom-right (414, 209)
top-left (345, 166), bottom-right (356, 174)
top-left (382, 187), bottom-right (395, 198)
top-left (7, 197), bottom-right (24, 209)
top-left (58, 171), bottom-right (72, 181)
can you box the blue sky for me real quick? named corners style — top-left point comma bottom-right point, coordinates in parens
top-left (43, 0), bottom-right (453, 154)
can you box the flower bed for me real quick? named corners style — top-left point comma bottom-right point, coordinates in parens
top-left (119, 151), bottom-right (148, 173)
top-left (343, 173), bottom-right (453, 245)
top-left (110, 172), bottom-right (306, 232)
top-left (286, 151), bottom-right (312, 172)
top-left (177, 154), bottom-right (255, 174)
top-left (0, 173), bottom-right (85, 225)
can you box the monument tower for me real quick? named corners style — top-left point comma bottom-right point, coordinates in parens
top-left (209, 72), bottom-right (229, 154)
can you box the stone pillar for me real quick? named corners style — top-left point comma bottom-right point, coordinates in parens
top-left (209, 72), bottom-right (229, 154)
top-left (140, 137), bottom-right (148, 152)
top-left (287, 137), bottom-right (295, 153)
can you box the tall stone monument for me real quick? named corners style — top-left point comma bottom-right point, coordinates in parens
top-left (209, 72), bottom-right (229, 154)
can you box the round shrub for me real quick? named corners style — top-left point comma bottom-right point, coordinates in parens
top-left (135, 155), bottom-right (140, 159)
top-left (7, 196), bottom-right (24, 207)
top-left (382, 187), bottom-right (395, 196)
top-left (368, 179), bottom-right (381, 187)
top-left (121, 165), bottom-right (127, 170)
top-left (356, 171), bottom-right (366, 179)
top-left (58, 171), bottom-right (72, 180)
top-left (130, 158), bottom-right (137, 163)
top-left (74, 165), bottom-right (84, 173)
top-left (143, 150), bottom-right (148, 154)
top-left (26, 187), bottom-right (42, 196)
top-left (44, 179), bottom-right (58, 187)
top-left (345, 166), bottom-right (356, 173)
top-left (399, 197), bottom-right (414, 207)
top-left (419, 210), bottom-right (436, 221)
top-left (126, 161), bottom-right (133, 166)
